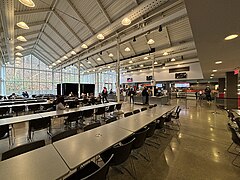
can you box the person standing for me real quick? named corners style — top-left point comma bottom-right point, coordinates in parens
top-left (56, 96), bottom-right (66, 110)
top-left (128, 88), bottom-right (135, 104)
top-left (205, 86), bottom-right (212, 102)
top-left (102, 87), bottom-right (109, 103)
top-left (123, 89), bottom-right (127, 102)
top-left (142, 87), bottom-right (147, 104)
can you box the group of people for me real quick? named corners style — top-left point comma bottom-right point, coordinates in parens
top-left (195, 86), bottom-right (212, 102)
top-left (122, 87), bottom-right (151, 104)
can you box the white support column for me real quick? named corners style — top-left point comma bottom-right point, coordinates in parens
top-left (78, 59), bottom-right (81, 97)
top-left (152, 56), bottom-right (155, 97)
top-left (95, 72), bottom-right (99, 96)
top-left (60, 65), bottom-right (63, 95)
top-left (116, 36), bottom-right (121, 103)
top-left (52, 69), bottom-right (54, 94)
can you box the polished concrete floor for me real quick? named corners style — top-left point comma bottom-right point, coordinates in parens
top-left (0, 99), bottom-right (240, 179)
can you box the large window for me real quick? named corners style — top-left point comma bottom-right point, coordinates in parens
top-left (5, 55), bottom-right (53, 96)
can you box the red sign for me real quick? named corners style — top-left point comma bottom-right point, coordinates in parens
top-left (234, 69), bottom-right (239, 75)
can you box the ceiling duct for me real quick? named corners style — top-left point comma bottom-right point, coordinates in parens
top-left (0, 0), bottom-right (14, 64)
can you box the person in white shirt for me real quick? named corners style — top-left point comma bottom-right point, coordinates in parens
top-left (56, 96), bottom-right (66, 110)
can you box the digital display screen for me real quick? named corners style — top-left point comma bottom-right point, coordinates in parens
top-left (175, 83), bottom-right (190, 88)
top-left (146, 76), bottom-right (153, 80)
top-left (127, 78), bottom-right (133, 82)
top-left (156, 83), bottom-right (162, 88)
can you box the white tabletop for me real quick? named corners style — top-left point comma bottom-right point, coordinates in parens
top-left (0, 145), bottom-right (69, 180)
top-left (0, 114), bottom-right (42, 126)
top-left (232, 109), bottom-right (240, 116)
top-left (111, 105), bottom-right (175, 132)
top-left (53, 123), bottom-right (132, 170)
top-left (7, 102), bottom-right (47, 108)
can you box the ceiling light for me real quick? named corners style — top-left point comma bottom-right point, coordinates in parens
top-left (87, 61), bottom-right (91, 64)
top-left (212, 69), bottom-right (217, 72)
top-left (150, 68), bottom-right (153, 71)
top-left (162, 66), bottom-right (166, 69)
top-left (144, 57), bottom-right (148, 60)
top-left (211, 74), bottom-right (214, 76)
top-left (171, 58), bottom-right (176, 62)
top-left (224, 34), bottom-right (238, 41)
top-left (63, 56), bottom-right (68, 59)
top-left (80, 64), bottom-right (83, 66)
top-left (16, 46), bottom-right (24, 50)
top-left (121, 17), bottom-right (131, 26)
top-left (147, 39), bottom-right (155, 45)
top-left (140, 70), bottom-right (143, 72)
top-left (129, 67), bottom-right (132, 69)
top-left (93, 69), bottom-right (95, 72)
top-left (15, 57), bottom-right (21, 61)
top-left (108, 66), bottom-right (111, 68)
top-left (17, 36), bottom-right (27, 42)
top-left (154, 61), bottom-right (158, 65)
top-left (97, 34), bottom-right (104, 40)
top-left (131, 71), bottom-right (133, 73)
top-left (16, 21), bottom-right (29, 29)
top-left (52, 63), bottom-right (56, 66)
top-left (81, 44), bottom-right (88, 49)
top-left (15, 61), bottom-right (21, 64)
top-left (210, 77), bottom-right (213, 79)
top-left (19, 0), bottom-right (35, 7)
top-left (56, 60), bottom-right (61, 63)
top-left (108, 53), bottom-right (113, 57)
top-left (97, 57), bottom-right (101, 61)
top-left (125, 47), bottom-right (131, 52)
top-left (15, 52), bottom-right (23, 56)
top-left (99, 68), bottom-right (102, 70)
top-left (49, 65), bottom-right (52, 68)
top-left (215, 61), bottom-right (222, 64)
top-left (140, 64), bottom-right (144, 67)
top-left (129, 60), bottom-right (133, 64)
top-left (71, 51), bottom-right (76, 55)
top-left (177, 64), bottom-right (180, 67)
top-left (163, 52), bottom-right (169, 56)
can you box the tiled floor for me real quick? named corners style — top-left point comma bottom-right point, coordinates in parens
top-left (1, 99), bottom-right (240, 179)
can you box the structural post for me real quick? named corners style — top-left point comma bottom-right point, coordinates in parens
top-left (226, 71), bottom-right (238, 109)
top-left (60, 65), bottom-right (63, 95)
top-left (95, 72), bottom-right (99, 96)
top-left (152, 56), bottom-right (155, 97)
top-left (52, 69), bottom-right (54, 94)
top-left (78, 59), bottom-right (81, 97)
top-left (116, 36), bottom-right (121, 103)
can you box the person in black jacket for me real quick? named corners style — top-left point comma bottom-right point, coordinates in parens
top-left (142, 87), bottom-right (149, 104)
top-left (128, 88), bottom-right (135, 104)
top-left (102, 87), bottom-right (109, 103)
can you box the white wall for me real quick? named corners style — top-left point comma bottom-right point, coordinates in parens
top-left (121, 62), bottom-right (203, 83)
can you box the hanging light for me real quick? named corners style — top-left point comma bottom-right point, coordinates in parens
top-left (56, 60), bottom-right (61, 63)
top-left (133, 36), bottom-right (136, 42)
top-left (150, 68), bottom-right (153, 71)
top-left (97, 34), bottom-right (105, 40)
top-left (16, 46), bottom-right (24, 50)
top-left (16, 21), bottom-right (29, 29)
top-left (147, 39), bottom-right (155, 45)
top-left (97, 57), bottom-right (101, 61)
top-left (80, 64), bottom-right (83, 67)
top-left (139, 70), bottom-right (143, 72)
top-left (121, 17), bottom-right (131, 26)
top-left (19, 0), bottom-right (35, 7)
top-left (163, 52), bottom-right (169, 56)
top-left (154, 61), bottom-right (158, 65)
top-left (129, 60), bottom-right (133, 64)
top-left (144, 57), bottom-right (148, 60)
top-left (171, 58), bottom-right (176, 62)
top-left (140, 64), bottom-right (144, 67)
top-left (81, 44), bottom-right (88, 49)
top-left (15, 60), bottom-right (21, 64)
top-left (108, 66), bottom-right (111, 68)
top-left (125, 47), bottom-right (131, 52)
top-left (87, 61), bottom-right (91, 64)
top-left (129, 67), bottom-right (132, 69)
top-left (49, 65), bottom-right (53, 68)
top-left (224, 34), bottom-right (238, 41)
top-left (17, 36), bottom-right (27, 42)
top-left (15, 52), bottom-right (23, 56)
top-left (108, 53), bottom-right (113, 57)
top-left (71, 51), bottom-right (76, 55)
top-left (52, 63), bottom-right (56, 66)
top-left (15, 57), bottom-right (21, 61)
top-left (63, 56), bottom-right (68, 60)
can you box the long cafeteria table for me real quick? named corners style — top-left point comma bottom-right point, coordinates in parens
top-left (0, 145), bottom-right (69, 180)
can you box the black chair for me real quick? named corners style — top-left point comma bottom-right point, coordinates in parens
top-left (0, 107), bottom-right (9, 116)
top-left (105, 105), bottom-right (115, 117)
top-left (83, 122), bottom-right (101, 132)
top-left (141, 107), bottom-right (147, 111)
top-left (52, 129), bottom-right (77, 143)
top-left (124, 112), bottom-right (133, 117)
top-left (43, 103), bottom-right (53, 110)
top-left (28, 117), bottom-right (51, 140)
top-left (149, 105), bottom-right (154, 109)
top-left (235, 118), bottom-right (240, 129)
top-left (66, 154), bottom-right (114, 180)
top-left (114, 103), bottom-right (123, 117)
top-left (133, 109), bottom-right (140, 114)
top-left (106, 117), bottom-right (117, 124)
top-left (100, 137), bottom-right (136, 178)
top-left (12, 106), bottom-right (26, 116)
top-left (227, 126), bottom-right (240, 168)
top-left (1, 140), bottom-right (45, 161)
top-left (65, 112), bottom-right (81, 128)
top-left (82, 109), bottom-right (94, 120)
top-left (146, 122), bottom-right (160, 148)
top-left (95, 107), bottom-right (106, 120)
top-left (153, 104), bottom-right (157, 107)
top-left (171, 108), bottom-right (181, 129)
top-left (0, 115), bottom-right (14, 147)
top-left (82, 99), bottom-right (89, 106)
top-left (28, 104), bottom-right (40, 113)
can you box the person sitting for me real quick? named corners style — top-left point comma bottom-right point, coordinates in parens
top-left (25, 91), bottom-right (29, 98)
top-left (56, 96), bottom-right (66, 110)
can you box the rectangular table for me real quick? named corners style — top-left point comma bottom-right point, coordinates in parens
top-left (53, 123), bottom-right (132, 170)
top-left (0, 145), bottom-right (69, 180)
top-left (111, 105), bottom-right (175, 132)
top-left (232, 109), bottom-right (240, 116)
top-left (0, 114), bottom-right (42, 126)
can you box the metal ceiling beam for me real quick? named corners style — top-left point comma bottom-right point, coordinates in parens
top-left (47, 23), bottom-right (73, 49)
top-left (15, 21), bottom-right (45, 30)
top-left (144, 35), bottom-right (152, 51)
top-left (39, 39), bottom-right (61, 58)
top-left (105, 50), bottom-right (115, 62)
top-left (32, 51), bottom-right (51, 65)
top-left (34, 49), bottom-right (53, 64)
top-left (96, 54), bottom-right (106, 64)
top-left (15, 8), bottom-right (51, 16)
top-left (90, 56), bottom-right (99, 66)
top-left (36, 44), bottom-right (56, 61)
top-left (42, 32), bottom-right (67, 54)
top-left (32, 0), bottom-right (59, 56)
top-left (53, 11), bottom-right (82, 43)
top-left (128, 42), bottom-right (137, 55)
top-left (95, 0), bottom-right (111, 24)
top-left (15, 30), bottom-right (39, 38)
top-left (164, 26), bottom-right (172, 46)
top-left (66, 0), bottom-right (94, 35)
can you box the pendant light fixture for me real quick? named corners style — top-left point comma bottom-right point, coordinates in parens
top-left (19, 0), bottom-right (35, 7)
top-left (17, 22), bottom-right (29, 29)
top-left (97, 34), bottom-right (105, 40)
top-left (121, 17), bottom-right (131, 26)
top-left (17, 36), bottom-right (27, 42)
top-left (16, 46), bottom-right (24, 50)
